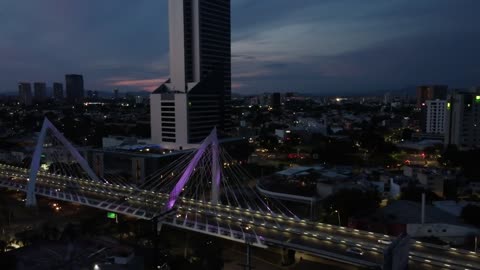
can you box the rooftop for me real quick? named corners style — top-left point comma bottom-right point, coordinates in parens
top-left (378, 200), bottom-right (464, 225)
top-left (276, 166), bottom-right (323, 176)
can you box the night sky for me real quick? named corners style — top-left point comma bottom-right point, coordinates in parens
top-left (1, 0), bottom-right (479, 95)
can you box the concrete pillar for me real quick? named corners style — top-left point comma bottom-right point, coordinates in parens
top-left (310, 199), bottom-right (319, 221)
top-left (421, 193), bottom-right (426, 224)
top-left (132, 157), bottom-right (145, 184)
top-left (245, 242), bottom-right (252, 270)
top-left (281, 248), bottom-right (295, 266)
top-left (211, 129), bottom-right (221, 204)
top-left (92, 153), bottom-right (104, 178)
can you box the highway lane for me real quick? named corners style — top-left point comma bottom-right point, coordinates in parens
top-left (1, 164), bottom-right (479, 269)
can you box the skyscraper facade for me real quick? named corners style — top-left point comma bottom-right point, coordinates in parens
top-left (151, 0), bottom-right (231, 149)
top-left (33, 82), bottom-right (47, 103)
top-left (18, 82), bottom-right (32, 106)
top-left (65, 74), bottom-right (84, 103)
top-left (425, 99), bottom-right (447, 135)
top-left (445, 89), bottom-right (480, 150)
top-left (53, 82), bottom-right (64, 100)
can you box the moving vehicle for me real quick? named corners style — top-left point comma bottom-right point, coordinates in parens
top-left (346, 247), bottom-right (364, 255)
top-left (378, 238), bottom-right (392, 245)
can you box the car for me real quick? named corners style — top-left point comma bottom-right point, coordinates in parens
top-left (346, 247), bottom-right (364, 256)
top-left (378, 239), bottom-right (392, 245)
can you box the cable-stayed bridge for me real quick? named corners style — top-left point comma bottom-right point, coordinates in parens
top-left (0, 118), bottom-right (479, 270)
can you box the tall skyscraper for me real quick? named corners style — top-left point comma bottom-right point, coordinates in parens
top-left (425, 99), bottom-right (447, 135)
top-left (65, 74), bottom-right (84, 103)
top-left (18, 82), bottom-right (32, 106)
top-left (445, 89), bottom-right (480, 150)
top-left (33, 82), bottom-right (47, 103)
top-left (151, 0), bottom-right (231, 149)
top-left (53, 82), bottom-right (64, 100)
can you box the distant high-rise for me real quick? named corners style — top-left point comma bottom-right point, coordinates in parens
top-left (151, 0), bottom-right (231, 149)
top-left (53, 82), bottom-right (64, 100)
top-left (271, 92), bottom-right (281, 109)
top-left (417, 85), bottom-right (447, 108)
top-left (384, 92), bottom-right (391, 105)
top-left (33, 82), bottom-right (47, 103)
top-left (114, 89), bottom-right (119, 100)
top-left (425, 99), bottom-right (447, 135)
top-left (445, 89), bottom-right (480, 150)
top-left (87, 90), bottom-right (93, 99)
top-left (65, 74), bottom-right (84, 103)
top-left (18, 82), bottom-right (32, 106)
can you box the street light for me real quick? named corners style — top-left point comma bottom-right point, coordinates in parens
top-left (475, 236), bottom-right (478, 253)
top-left (334, 210), bottom-right (341, 226)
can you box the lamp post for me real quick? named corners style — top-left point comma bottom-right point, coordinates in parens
top-left (475, 236), bottom-right (478, 253)
top-left (334, 210), bottom-right (341, 226)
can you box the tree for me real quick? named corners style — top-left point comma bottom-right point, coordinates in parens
top-left (323, 189), bottom-right (381, 225)
top-left (401, 128), bottom-right (414, 141)
top-left (461, 204), bottom-right (480, 227)
top-left (257, 134), bottom-right (279, 151)
top-left (193, 240), bottom-right (224, 270)
top-left (0, 240), bottom-right (6, 253)
top-left (441, 147), bottom-right (480, 178)
top-left (311, 138), bottom-right (358, 165)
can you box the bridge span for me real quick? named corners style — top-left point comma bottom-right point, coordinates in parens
top-left (0, 118), bottom-right (479, 269)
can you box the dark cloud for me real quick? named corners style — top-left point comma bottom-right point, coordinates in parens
top-left (0, 0), bottom-right (479, 94)
top-left (232, 54), bottom-right (256, 60)
top-left (234, 30), bottom-right (480, 94)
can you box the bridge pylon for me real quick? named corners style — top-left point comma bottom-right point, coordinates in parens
top-left (26, 119), bottom-right (48, 207)
top-left (26, 117), bottom-right (101, 207)
top-left (166, 127), bottom-right (222, 210)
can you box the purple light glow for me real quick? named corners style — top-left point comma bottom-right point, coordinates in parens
top-left (166, 129), bottom-right (217, 210)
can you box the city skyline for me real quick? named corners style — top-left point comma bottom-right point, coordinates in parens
top-left (1, 0), bottom-right (480, 95)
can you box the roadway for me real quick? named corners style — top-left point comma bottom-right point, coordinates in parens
top-left (0, 164), bottom-right (479, 269)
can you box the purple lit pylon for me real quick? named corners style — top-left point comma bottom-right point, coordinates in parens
top-left (166, 127), bottom-right (221, 210)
